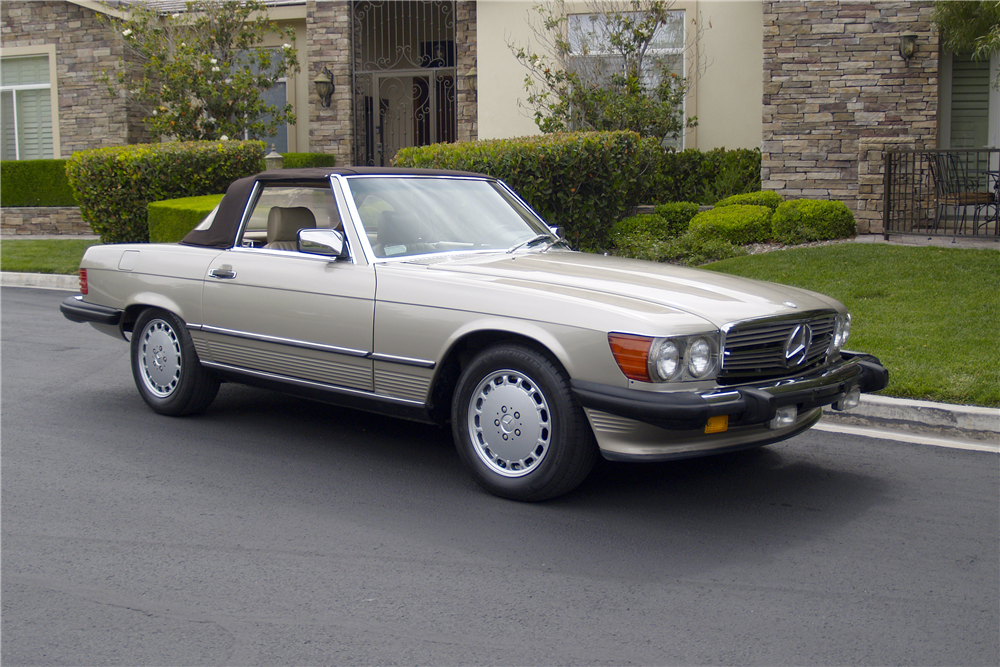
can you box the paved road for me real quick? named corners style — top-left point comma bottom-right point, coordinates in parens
top-left (3, 287), bottom-right (998, 666)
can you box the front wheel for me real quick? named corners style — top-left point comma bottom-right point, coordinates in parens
top-left (130, 308), bottom-right (220, 416)
top-left (452, 344), bottom-right (597, 501)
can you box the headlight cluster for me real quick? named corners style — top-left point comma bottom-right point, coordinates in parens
top-left (608, 333), bottom-right (720, 383)
top-left (830, 313), bottom-right (851, 353)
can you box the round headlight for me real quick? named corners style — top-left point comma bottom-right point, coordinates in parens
top-left (833, 313), bottom-right (852, 350)
top-left (687, 337), bottom-right (714, 378)
top-left (650, 339), bottom-right (681, 382)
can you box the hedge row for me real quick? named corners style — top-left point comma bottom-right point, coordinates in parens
top-left (612, 194), bottom-right (858, 265)
top-left (395, 131), bottom-right (654, 251)
top-left (147, 194), bottom-right (224, 243)
top-left (0, 159), bottom-right (76, 207)
top-left (66, 140), bottom-right (265, 243)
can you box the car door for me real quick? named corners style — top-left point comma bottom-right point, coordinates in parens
top-left (198, 184), bottom-right (376, 392)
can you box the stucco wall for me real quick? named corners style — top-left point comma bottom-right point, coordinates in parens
top-left (477, 0), bottom-right (763, 151)
top-left (0, 0), bottom-right (147, 157)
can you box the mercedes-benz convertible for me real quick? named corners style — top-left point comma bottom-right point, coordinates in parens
top-left (61, 167), bottom-right (888, 501)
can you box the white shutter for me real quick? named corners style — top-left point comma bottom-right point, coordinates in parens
top-left (0, 55), bottom-right (53, 160)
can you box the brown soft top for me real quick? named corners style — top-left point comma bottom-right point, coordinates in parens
top-left (180, 167), bottom-right (490, 249)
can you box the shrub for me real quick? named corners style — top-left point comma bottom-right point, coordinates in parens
top-left (634, 145), bottom-right (761, 205)
top-left (66, 140), bottom-right (264, 243)
top-left (148, 194), bottom-right (224, 243)
top-left (611, 213), bottom-right (670, 260)
top-left (715, 190), bottom-right (784, 211)
top-left (661, 232), bottom-right (748, 266)
top-left (0, 160), bottom-right (76, 207)
top-left (282, 153), bottom-right (337, 169)
top-left (687, 204), bottom-right (773, 246)
top-left (652, 202), bottom-right (700, 235)
top-left (394, 131), bottom-right (649, 251)
top-left (772, 199), bottom-right (857, 245)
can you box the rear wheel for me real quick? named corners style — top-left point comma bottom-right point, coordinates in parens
top-left (131, 308), bottom-right (219, 416)
top-left (452, 344), bottom-right (597, 501)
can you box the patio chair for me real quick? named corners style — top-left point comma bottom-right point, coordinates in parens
top-left (927, 153), bottom-right (996, 234)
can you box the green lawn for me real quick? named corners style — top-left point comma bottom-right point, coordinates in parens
top-left (2, 238), bottom-right (997, 407)
top-left (0, 239), bottom-right (101, 275)
top-left (706, 244), bottom-right (1000, 408)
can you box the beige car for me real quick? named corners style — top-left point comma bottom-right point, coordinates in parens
top-left (61, 167), bottom-right (888, 501)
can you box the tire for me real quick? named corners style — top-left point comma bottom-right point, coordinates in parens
top-left (451, 343), bottom-right (597, 501)
top-left (130, 308), bottom-right (220, 416)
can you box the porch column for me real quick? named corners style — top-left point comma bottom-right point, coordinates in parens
top-left (307, 0), bottom-right (354, 166)
top-left (857, 137), bottom-right (916, 234)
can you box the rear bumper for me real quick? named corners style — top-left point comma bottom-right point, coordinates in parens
top-left (60, 295), bottom-right (123, 326)
top-left (571, 351), bottom-right (888, 432)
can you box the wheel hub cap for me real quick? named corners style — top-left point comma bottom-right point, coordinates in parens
top-left (468, 370), bottom-right (551, 478)
top-left (139, 320), bottom-right (181, 397)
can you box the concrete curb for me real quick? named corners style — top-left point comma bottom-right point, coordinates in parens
top-left (3, 271), bottom-right (998, 447)
top-left (823, 394), bottom-right (999, 444)
top-left (2, 272), bottom-right (79, 290)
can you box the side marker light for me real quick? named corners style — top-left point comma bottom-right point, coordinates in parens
top-left (705, 415), bottom-right (729, 434)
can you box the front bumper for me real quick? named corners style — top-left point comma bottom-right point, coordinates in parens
top-left (571, 351), bottom-right (888, 432)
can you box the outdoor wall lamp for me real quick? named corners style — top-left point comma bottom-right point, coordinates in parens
top-left (313, 66), bottom-right (334, 107)
top-left (900, 32), bottom-right (917, 61)
top-left (466, 61), bottom-right (478, 95)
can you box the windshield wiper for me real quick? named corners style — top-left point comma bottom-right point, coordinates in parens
top-left (539, 238), bottom-right (572, 252)
top-left (506, 234), bottom-right (553, 254)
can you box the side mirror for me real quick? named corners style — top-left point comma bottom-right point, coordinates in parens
top-left (548, 225), bottom-right (564, 238)
top-left (298, 228), bottom-right (349, 259)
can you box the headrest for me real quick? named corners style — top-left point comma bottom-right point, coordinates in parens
top-left (267, 206), bottom-right (316, 243)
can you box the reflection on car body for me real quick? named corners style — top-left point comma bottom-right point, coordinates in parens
top-left (61, 167), bottom-right (888, 501)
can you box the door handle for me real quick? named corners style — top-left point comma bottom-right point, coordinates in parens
top-left (209, 267), bottom-right (237, 280)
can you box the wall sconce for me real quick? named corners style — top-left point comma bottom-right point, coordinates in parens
top-left (313, 66), bottom-right (334, 107)
top-left (465, 61), bottom-right (478, 95)
top-left (899, 32), bottom-right (917, 61)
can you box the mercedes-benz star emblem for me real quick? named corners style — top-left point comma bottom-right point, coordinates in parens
top-left (784, 324), bottom-right (812, 367)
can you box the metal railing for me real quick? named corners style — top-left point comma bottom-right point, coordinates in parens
top-left (883, 149), bottom-right (1000, 238)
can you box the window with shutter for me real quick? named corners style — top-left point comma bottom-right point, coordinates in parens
top-left (0, 55), bottom-right (54, 160)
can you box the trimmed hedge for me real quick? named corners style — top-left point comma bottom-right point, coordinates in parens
top-left (688, 205), bottom-right (773, 246)
top-left (66, 140), bottom-right (264, 244)
top-left (652, 202), bottom-right (700, 235)
top-left (148, 194), bottom-right (225, 243)
top-left (394, 131), bottom-right (651, 251)
top-left (772, 199), bottom-right (857, 245)
top-left (0, 160), bottom-right (76, 207)
top-left (635, 146), bottom-right (762, 205)
top-left (282, 152), bottom-right (337, 169)
top-left (715, 190), bottom-right (783, 211)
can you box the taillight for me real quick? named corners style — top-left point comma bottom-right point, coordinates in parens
top-left (79, 268), bottom-right (88, 295)
top-left (608, 333), bottom-right (652, 382)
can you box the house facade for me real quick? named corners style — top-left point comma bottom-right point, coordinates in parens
top-left (2, 0), bottom-right (996, 235)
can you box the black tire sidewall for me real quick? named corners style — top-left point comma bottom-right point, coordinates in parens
top-left (452, 344), bottom-right (595, 501)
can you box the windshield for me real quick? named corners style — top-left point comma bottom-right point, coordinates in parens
top-left (344, 176), bottom-right (558, 259)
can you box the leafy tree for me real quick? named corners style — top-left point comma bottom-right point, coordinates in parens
top-left (509, 0), bottom-right (699, 142)
top-left (933, 1), bottom-right (1000, 88)
top-left (101, 0), bottom-right (300, 141)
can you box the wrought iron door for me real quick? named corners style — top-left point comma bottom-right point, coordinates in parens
top-left (353, 1), bottom-right (457, 166)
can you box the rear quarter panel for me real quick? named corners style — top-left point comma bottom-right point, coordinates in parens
top-left (80, 244), bottom-right (223, 325)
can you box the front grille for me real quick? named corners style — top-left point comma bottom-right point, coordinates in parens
top-left (719, 312), bottom-right (837, 385)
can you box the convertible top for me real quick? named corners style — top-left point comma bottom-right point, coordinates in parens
top-left (180, 167), bottom-right (490, 249)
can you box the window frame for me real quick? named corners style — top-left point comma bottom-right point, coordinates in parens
top-left (0, 45), bottom-right (60, 159)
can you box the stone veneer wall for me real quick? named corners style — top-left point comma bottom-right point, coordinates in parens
top-left (762, 1), bottom-right (938, 233)
top-left (0, 1), bottom-right (148, 156)
top-left (1, 207), bottom-right (90, 236)
top-left (306, 0), bottom-right (477, 166)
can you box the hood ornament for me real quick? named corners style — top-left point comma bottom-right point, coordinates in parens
top-left (784, 301), bottom-right (798, 309)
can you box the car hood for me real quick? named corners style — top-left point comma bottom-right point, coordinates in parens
top-left (410, 250), bottom-right (842, 329)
